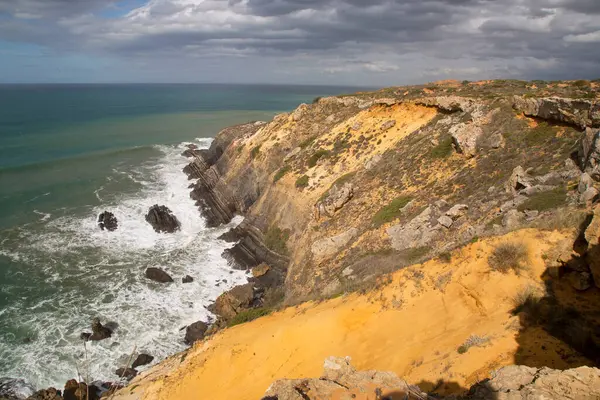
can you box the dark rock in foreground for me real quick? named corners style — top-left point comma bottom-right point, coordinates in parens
top-left (27, 387), bottom-right (63, 400)
top-left (184, 321), bottom-right (208, 345)
top-left (132, 354), bottom-right (154, 369)
top-left (145, 205), bottom-right (180, 233)
top-left (182, 275), bottom-right (194, 283)
top-left (97, 211), bottom-right (118, 232)
top-left (80, 318), bottom-right (112, 342)
top-left (145, 267), bottom-right (173, 283)
top-left (63, 379), bottom-right (99, 400)
top-left (114, 368), bottom-right (137, 381)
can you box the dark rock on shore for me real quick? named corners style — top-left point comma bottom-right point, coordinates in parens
top-left (184, 321), bottom-right (209, 345)
top-left (63, 380), bottom-right (99, 400)
top-left (97, 212), bottom-right (118, 232)
top-left (27, 387), bottom-right (62, 400)
top-left (182, 275), bottom-right (194, 283)
top-left (114, 368), bottom-right (137, 381)
top-left (145, 205), bottom-right (180, 233)
top-left (132, 354), bottom-right (154, 369)
top-left (81, 318), bottom-right (112, 342)
top-left (0, 377), bottom-right (35, 399)
top-left (145, 267), bottom-right (173, 283)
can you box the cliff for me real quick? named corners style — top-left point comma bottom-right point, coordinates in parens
top-left (113, 79), bottom-right (600, 399)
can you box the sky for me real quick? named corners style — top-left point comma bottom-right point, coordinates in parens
top-left (0, 0), bottom-right (599, 85)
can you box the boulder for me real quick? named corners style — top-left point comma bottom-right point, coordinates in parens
top-left (506, 166), bottom-right (533, 195)
top-left (438, 215), bottom-right (453, 228)
top-left (63, 380), bottom-right (99, 400)
top-left (251, 263), bottom-right (270, 278)
top-left (502, 209), bottom-right (523, 229)
top-left (311, 228), bottom-right (358, 260)
top-left (262, 356), bottom-right (428, 400)
top-left (145, 205), bottom-right (180, 233)
top-left (184, 321), bottom-right (209, 345)
top-left (182, 275), bottom-right (194, 284)
top-left (579, 172), bottom-right (594, 193)
top-left (27, 387), bottom-right (63, 400)
top-left (114, 368), bottom-right (137, 381)
top-left (581, 187), bottom-right (598, 204)
top-left (131, 354), bottom-right (154, 369)
top-left (565, 271), bottom-right (593, 291)
top-left (467, 364), bottom-right (600, 399)
top-left (450, 123), bottom-right (483, 158)
top-left (0, 377), bottom-right (35, 400)
top-left (380, 120), bottom-right (396, 131)
top-left (387, 206), bottom-right (441, 251)
top-left (97, 211), bottom-right (118, 232)
top-left (364, 154), bottom-right (382, 170)
top-left (145, 267), bottom-right (173, 283)
top-left (212, 283), bottom-right (255, 321)
top-left (315, 182), bottom-right (353, 218)
top-left (446, 204), bottom-right (468, 218)
top-left (81, 318), bottom-right (112, 342)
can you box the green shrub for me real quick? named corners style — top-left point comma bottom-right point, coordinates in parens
top-left (299, 136), bottom-right (316, 149)
top-left (372, 196), bottom-right (412, 227)
top-left (250, 145), bottom-right (261, 159)
top-left (457, 335), bottom-right (489, 354)
top-left (462, 80), bottom-right (470, 85)
top-left (573, 80), bottom-right (589, 87)
top-left (429, 136), bottom-right (454, 159)
top-left (273, 165), bottom-right (291, 183)
top-left (295, 175), bottom-right (309, 189)
top-left (264, 226), bottom-right (290, 255)
top-left (488, 242), bottom-right (529, 274)
top-left (517, 187), bottom-right (567, 212)
top-left (229, 308), bottom-right (271, 327)
top-left (438, 252), bottom-right (452, 263)
top-left (307, 149), bottom-right (330, 167)
top-left (457, 345), bottom-right (468, 354)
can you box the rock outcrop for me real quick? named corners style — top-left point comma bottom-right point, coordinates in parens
top-left (27, 387), bottom-right (63, 400)
top-left (466, 365), bottom-right (600, 399)
top-left (145, 205), bottom-right (180, 233)
top-left (131, 354), bottom-right (154, 369)
top-left (262, 357), bottom-right (431, 400)
top-left (97, 211), bottom-right (118, 232)
top-left (80, 318), bottom-right (112, 342)
top-left (210, 283), bottom-right (256, 321)
top-left (144, 267), bottom-right (173, 283)
top-left (184, 321), bottom-right (209, 345)
top-left (513, 96), bottom-right (600, 129)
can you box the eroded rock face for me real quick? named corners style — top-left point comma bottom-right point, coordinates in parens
top-left (145, 267), bottom-right (173, 283)
top-left (387, 207), bottom-right (441, 251)
top-left (578, 128), bottom-right (600, 180)
top-left (450, 123), bottom-right (483, 157)
top-left (262, 356), bottom-right (430, 400)
top-left (316, 183), bottom-right (354, 218)
top-left (145, 205), bottom-right (180, 233)
top-left (311, 228), bottom-right (358, 261)
top-left (466, 365), bottom-right (600, 399)
top-left (513, 96), bottom-right (600, 129)
top-left (97, 211), bottom-right (118, 232)
top-left (184, 321), bottom-right (209, 345)
top-left (211, 283), bottom-right (255, 321)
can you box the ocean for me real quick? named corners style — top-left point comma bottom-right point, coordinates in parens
top-left (0, 84), bottom-right (362, 390)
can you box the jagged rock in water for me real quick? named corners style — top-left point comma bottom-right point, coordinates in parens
top-left (114, 368), bottom-right (137, 381)
top-left (97, 211), bottom-right (118, 232)
top-left (182, 275), bottom-right (194, 283)
top-left (0, 377), bottom-right (35, 399)
top-left (513, 96), bottom-right (600, 129)
top-left (131, 354), bottom-right (154, 369)
top-left (145, 205), bottom-right (180, 233)
top-left (145, 267), bottom-right (174, 283)
top-left (466, 365), bottom-right (600, 399)
top-left (80, 318), bottom-right (112, 342)
top-left (211, 283), bottom-right (255, 321)
top-left (262, 356), bottom-right (431, 400)
top-left (63, 380), bottom-right (99, 400)
top-left (26, 387), bottom-right (63, 400)
top-left (184, 321), bottom-right (209, 345)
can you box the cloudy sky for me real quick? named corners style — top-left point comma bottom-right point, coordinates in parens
top-left (0, 0), bottom-right (599, 85)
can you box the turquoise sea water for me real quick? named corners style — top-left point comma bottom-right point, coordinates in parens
top-left (0, 84), bottom-right (361, 390)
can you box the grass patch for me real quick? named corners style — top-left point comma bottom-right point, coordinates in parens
top-left (229, 308), bottom-right (271, 327)
top-left (299, 136), bottom-right (317, 149)
top-left (250, 145), bottom-right (261, 159)
top-left (372, 196), bottom-right (413, 227)
top-left (457, 335), bottom-right (490, 354)
top-left (273, 165), bottom-right (291, 183)
top-left (295, 175), bottom-right (309, 189)
top-left (438, 252), bottom-right (452, 263)
top-left (488, 242), bottom-right (529, 274)
top-left (404, 246), bottom-right (429, 263)
top-left (307, 149), bottom-right (330, 167)
top-left (511, 285), bottom-right (542, 315)
top-left (524, 121), bottom-right (557, 146)
top-left (517, 187), bottom-right (567, 212)
top-left (264, 225), bottom-right (290, 255)
top-left (429, 136), bottom-right (454, 159)
top-left (573, 80), bottom-right (589, 87)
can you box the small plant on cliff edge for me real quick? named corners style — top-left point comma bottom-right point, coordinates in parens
top-left (488, 242), bottom-right (529, 274)
top-left (250, 145), bottom-right (261, 159)
top-left (273, 165), bottom-right (291, 183)
top-left (264, 225), bottom-right (290, 255)
top-left (295, 175), bottom-right (309, 189)
top-left (229, 307), bottom-right (271, 327)
top-left (307, 149), bottom-right (330, 168)
top-left (372, 196), bottom-right (412, 227)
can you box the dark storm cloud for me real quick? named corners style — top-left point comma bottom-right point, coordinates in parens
top-left (2, 0), bottom-right (600, 82)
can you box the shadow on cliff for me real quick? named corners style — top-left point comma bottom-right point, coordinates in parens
top-left (510, 237), bottom-right (600, 369)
